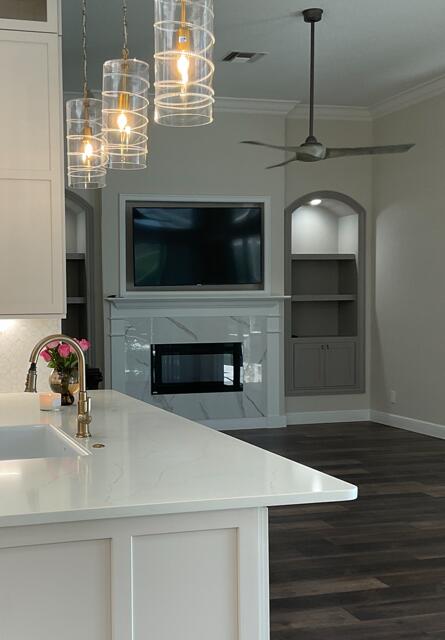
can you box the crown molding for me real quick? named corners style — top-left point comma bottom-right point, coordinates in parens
top-left (287, 104), bottom-right (372, 122)
top-left (214, 96), bottom-right (297, 116)
top-left (371, 74), bottom-right (445, 118)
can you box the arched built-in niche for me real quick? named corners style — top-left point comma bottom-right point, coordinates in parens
top-left (284, 191), bottom-right (365, 396)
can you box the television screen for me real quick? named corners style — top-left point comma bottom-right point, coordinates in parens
top-left (126, 202), bottom-right (264, 290)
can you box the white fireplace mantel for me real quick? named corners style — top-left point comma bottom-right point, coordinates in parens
top-left (107, 295), bottom-right (289, 318)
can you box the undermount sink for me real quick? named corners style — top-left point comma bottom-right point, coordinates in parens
top-left (0, 424), bottom-right (89, 462)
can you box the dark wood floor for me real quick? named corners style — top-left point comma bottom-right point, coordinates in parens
top-left (228, 421), bottom-right (445, 639)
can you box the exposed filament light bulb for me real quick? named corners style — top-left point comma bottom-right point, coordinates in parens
top-left (117, 111), bottom-right (128, 131)
top-left (177, 52), bottom-right (190, 86)
top-left (81, 138), bottom-right (93, 163)
top-left (82, 126), bottom-right (94, 164)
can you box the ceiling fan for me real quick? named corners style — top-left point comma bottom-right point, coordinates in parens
top-left (241, 8), bottom-right (415, 169)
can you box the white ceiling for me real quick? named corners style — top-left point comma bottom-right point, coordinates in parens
top-left (62, 0), bottom-right (445, 107)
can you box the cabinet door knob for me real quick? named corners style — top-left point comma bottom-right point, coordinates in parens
top-left (321, 345), bottom-right (325, 350)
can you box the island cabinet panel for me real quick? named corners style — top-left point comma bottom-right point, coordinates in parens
top-left (0, 28), bottom-right (65, 317)
top-left (0, 539), bottom-right (111, 639)
top-left (0, 508), bottom-right (270, 640)
top-left (133, 528), bottom-right (238, 640)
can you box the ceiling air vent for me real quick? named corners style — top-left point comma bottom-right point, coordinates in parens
top-left (222, 51), bottom-right (267, 64)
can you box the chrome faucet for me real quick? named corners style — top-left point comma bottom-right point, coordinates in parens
top-left (25, 334), bottom-right (92, 438)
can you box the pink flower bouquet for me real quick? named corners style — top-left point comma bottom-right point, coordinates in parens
top-left (40, 338), bottom-right (90, 374)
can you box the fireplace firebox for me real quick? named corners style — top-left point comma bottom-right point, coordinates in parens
top-left (151, 343), bottom-right (243, 395)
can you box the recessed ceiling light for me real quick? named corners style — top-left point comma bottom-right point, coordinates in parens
top-left (309, 198), bottom-right (322, 206)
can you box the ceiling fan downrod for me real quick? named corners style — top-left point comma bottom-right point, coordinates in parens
top-left (302, 8), bottom-right (323, 145)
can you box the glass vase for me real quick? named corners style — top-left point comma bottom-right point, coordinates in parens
top-left (49, 369), bottom-right (80, 406)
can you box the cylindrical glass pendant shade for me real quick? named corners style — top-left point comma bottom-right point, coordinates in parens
top-left (102, 58), bottom-right (150, 170)
top-left (154, 0), bottom-right (215, 127)
top-left (66, 97), bottom-right (107, 189)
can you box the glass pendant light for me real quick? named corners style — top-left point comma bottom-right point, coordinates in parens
top-left (102, 0), bottom-right (150, 170)
top-left (66, 0), bottom-right (107, 189)
top-left (154, 0), bottom-right (215, 127)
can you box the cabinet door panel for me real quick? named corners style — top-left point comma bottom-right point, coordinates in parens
top-left (325, 341), bottom-right (356, 387)
top-left (292, 342), bottom-right (324, 390)
top-left (0, 37), bottom-right (51, 172)
top-left (0, 539), bottom-right (111, 640)
top-left (0, 30), bottom-right (64, 316)
top-left (0, 179), bottom-right (62, 313)
top-left (133, 528), bottom-right (238, 640)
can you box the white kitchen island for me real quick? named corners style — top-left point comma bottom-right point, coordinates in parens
top-left (0, 391), bottom-right (356, 640)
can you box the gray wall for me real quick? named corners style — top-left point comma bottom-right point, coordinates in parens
top-left (372, 93), bottom-right (445, 424)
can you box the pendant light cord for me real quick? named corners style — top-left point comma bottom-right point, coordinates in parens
top-left (122, 0), bottom-right (129, 59)
top-left (82, 0), bottom-right (88, 101)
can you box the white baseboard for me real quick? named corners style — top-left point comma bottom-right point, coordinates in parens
top-left (370, 410), bottom-right (445, 440)
top-left (201, 409), bottom-right (445, 438)
top-left (201, 415), bottom-right (287, 431)
top-left (286, 409), bottom-right (371, 425)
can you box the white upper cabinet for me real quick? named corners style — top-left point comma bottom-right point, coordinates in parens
top-left (0, 0), bottom-right (59, 33)
top-left (0, 0), bottom-right (65, 317)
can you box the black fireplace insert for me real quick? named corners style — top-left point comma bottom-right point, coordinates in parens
top-left (151, 342), bottom-right (243, 395)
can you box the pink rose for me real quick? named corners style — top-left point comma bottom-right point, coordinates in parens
top-left (58, 343), bottom-right (71, 358)
top-left (47, 341), bottom-right (60, 349)
top-left (78, 339), bottom-right (90, 352)
top-left (40, 349), bottom-right (51, 362)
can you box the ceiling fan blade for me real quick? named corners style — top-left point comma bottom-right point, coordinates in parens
top-left (266, 158), bottom-right (297, 169)
top-left (326, 144), bottom-right (415, 159)
top-left (241, 140), bottom-right (300, 151)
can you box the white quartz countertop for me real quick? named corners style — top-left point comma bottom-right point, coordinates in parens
top-left (0, 391), bottom-right (357, 527)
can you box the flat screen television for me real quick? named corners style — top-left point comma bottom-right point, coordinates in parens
top-left (125, 201), bottom-right (264, 290)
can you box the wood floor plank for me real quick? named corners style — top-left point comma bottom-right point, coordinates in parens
top-left (270, 576), bottom-right (388, 599)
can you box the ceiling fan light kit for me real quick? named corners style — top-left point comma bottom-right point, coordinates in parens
top-left (241, 7), bottom-right (415, 168)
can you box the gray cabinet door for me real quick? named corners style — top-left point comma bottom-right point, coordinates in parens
top-left (292, 343), bottom-right (324, 390)
top-left (325, 341), bottom-right (356, 387)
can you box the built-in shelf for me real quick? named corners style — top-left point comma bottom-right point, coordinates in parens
top-left (291, 294), bottom-right (356, 302)
top-left (285, 200), bottom-right (364, 396)
top-left (66, 252), bottom-right (85, 261)
top-left (67, 297), bottom-right (86, 305)
top-left (291, 253), bottom-right (356, 261)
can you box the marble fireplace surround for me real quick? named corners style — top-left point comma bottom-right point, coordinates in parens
top-left (107, 295), bottom-right (287, 429)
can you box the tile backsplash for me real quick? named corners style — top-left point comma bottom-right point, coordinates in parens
top-left (0, 319), bottom-right (60, 392)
